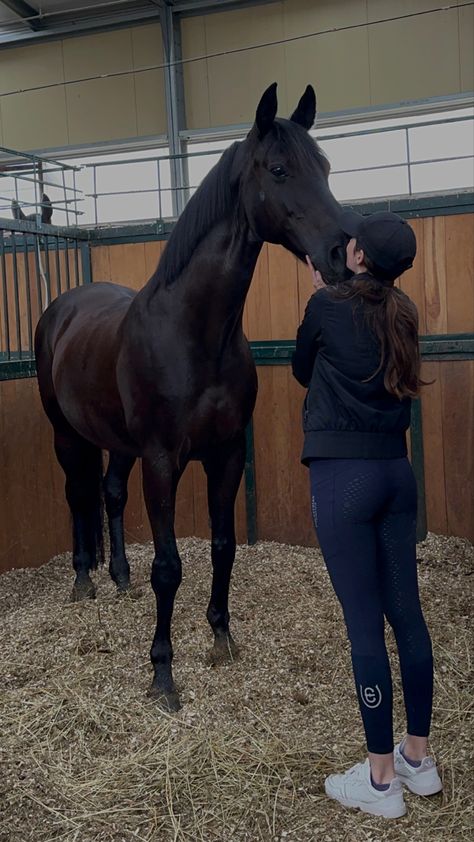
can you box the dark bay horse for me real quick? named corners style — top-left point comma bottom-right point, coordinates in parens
top-left (35, 83), bottom-right (347, 710)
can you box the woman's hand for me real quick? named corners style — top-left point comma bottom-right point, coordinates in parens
top-left (306, 255), bottom-right (327, 292)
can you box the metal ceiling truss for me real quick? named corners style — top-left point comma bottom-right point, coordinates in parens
top-left (0, 0), bottom-right (42, 31)
top-left (0, 0), bottom-right (275, 46)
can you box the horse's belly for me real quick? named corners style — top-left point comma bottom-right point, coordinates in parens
top-left (57, 380), bottom-right (135, 453)
top-left (52, 340), bottom-right (136, 453)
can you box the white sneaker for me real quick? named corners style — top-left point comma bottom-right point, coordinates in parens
top-left (394, 742), bottom-right (442, 796)
top-left (324, 758), bottom-right (406, 819)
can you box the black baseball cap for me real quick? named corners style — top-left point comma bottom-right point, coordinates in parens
top-left (341, 210), bottom-right (417, 277)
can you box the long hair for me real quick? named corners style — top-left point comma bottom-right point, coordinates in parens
top-left (332, 269), bottom-right (422, 400)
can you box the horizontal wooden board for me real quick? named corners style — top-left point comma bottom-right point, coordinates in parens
top-left (0, 378), bottom-right (71, 573)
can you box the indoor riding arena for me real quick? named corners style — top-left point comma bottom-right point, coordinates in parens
top-left (0, 2), bottom-right (473, 841)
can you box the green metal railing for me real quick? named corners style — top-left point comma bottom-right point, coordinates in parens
top-left (0, 218), bottom-right (91, 369)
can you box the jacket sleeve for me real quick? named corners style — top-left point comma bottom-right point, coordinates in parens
top-left (291, 290), bottom-right (327, 388)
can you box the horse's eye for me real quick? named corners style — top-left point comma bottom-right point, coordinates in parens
top-left (269, 165), bottom-right (288, 179)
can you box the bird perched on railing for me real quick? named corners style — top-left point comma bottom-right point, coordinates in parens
top-left (11, 193), bottom-right (53, 224)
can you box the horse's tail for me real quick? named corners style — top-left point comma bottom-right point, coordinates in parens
top-left (93, 451), bottom-right (105, 569)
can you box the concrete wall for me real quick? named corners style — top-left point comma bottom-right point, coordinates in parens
top-left (0, 1), bottom-right (472, 152)
top-left (182, 0), bottom-right (473, 129)
top-left (0, 24), bottom-right (166, 150)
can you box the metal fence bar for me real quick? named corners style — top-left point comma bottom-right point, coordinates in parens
top-left (157, 160), bottom-right (162, 219)
top-left (80, 241), bottom-right (92, 285)
top-left (74, 239), bottom-right (80, 286)
top-left (0, 230), bottom-right (11, 358)
top-left (33, 232), bottom-right (43, 314)
top-left (93, 166), bottom-right (98, 226)
top-left (0, 171), bottom-right (83, 194)
top-left (42, 236), bottom-right (52, 304)
top-left (62, 169), bottom-right (70, 226)
top-left (405, 128), bottom-right (413, 196)
top-left (73, 170), bottom-right (78, 221)
top-left (54, 236), bottom-right (62, 297)
top-left (10, 234), bottom-right (22, 359)
top-left (0, 218), bottom-right (89, 238)
top-left (22, 232), bottom-right (33, 355)
top-left (64, 240), bottom-right (71, 290)
top-left (0, 145), bottom-right (80, 169)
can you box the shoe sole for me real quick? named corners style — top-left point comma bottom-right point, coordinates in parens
top-left (398, 775), bottom-right (443, 797)
top-left (325, 783), bottom-right (407, 819)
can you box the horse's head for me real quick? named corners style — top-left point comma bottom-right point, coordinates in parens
top-left (239, 82), bottom-right (348, 283)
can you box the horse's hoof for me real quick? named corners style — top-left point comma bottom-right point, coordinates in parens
top-left (70, 578), bottom-right (96, 602)
top-left (115, 577), bottom-right (132, 594)
top-left (207, 635), bottom-right (240, 666)
top-left (147, 683), bottom-right (181, 712)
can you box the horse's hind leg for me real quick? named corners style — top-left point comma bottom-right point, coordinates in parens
top-left (103, 451), bottom-right (135, 592)
top-left (203, 433), bottom-right (246, 665)
top-left (54, 431), bottom-right (104, 602)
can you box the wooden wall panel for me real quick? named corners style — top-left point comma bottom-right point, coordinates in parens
top-left (0, 378), bottom-right (71, 574)
top-left (424, 217), bottom-right (448, 334)
top-left (253, 366), bottom-right (316, 546)
top-left (445, 214), bottom-right (474, 334)
top-left (244, 245), bottom-right (272, 341)
top-left (440, 361), bottom-right (474, 539)
top-left (0, 24), bottom-right (166, 151)
top-left (182, 0), bottom-right (465, 130)
top-left (414, 362), bottom-right (448, 534)
top-left (267, 246), bottom-right (300, 340)
top-left (0, 379), bottom-right (246, 574)
top-left (399, 217), bottom-right (427, 334)
top-left (1, 212), bottom-right (473, 573)
top-left (90, 242), bottom-right (165, 292)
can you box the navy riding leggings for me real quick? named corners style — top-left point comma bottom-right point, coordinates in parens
top-left (310, 457), bottom-right (433, 755)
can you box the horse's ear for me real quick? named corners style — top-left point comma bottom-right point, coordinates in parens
top-left (255, 82), bottom-right (278, 138)
top-left (290, 85), bottom-right (317, 130)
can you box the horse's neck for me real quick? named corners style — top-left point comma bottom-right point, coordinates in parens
top-left (146, 217), bottom-right (263, 330)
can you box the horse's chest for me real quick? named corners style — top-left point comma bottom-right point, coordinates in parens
top-left (189, 380), bottom-right (256, 445)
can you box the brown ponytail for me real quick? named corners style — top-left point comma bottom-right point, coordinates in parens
top-left (332, 276), bottom-right (423, 399)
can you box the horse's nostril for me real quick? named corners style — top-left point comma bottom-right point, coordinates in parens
top-left (329, 244), bottom-right (345, 268)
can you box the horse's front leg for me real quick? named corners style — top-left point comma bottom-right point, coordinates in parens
top-left (142, 452), bottom-right (183, 711)
top-left (203, 433), bottom-right (246, 665)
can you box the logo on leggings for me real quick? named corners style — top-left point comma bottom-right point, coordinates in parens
top-left (360, 684), bottom-right (382, 709)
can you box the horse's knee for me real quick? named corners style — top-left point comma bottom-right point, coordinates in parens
top-left (211, 534), bottom-right (231, 552)
top-left (104, 475), bottom-right (128, 518)
top-left (211, 532), bottom-right (236, 561)
top-left (151, 554), bottom-right (182, 593)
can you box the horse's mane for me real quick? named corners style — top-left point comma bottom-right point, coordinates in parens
top-left (154, 142), bottom-right (240, 287)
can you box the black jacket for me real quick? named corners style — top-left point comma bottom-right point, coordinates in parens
top-left (292, 274), bottom-right (411, 463)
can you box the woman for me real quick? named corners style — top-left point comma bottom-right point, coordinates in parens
top-left (292, 210), bottom-right (442, 819)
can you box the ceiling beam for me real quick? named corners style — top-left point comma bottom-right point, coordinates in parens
top-left (0, 0), bottom-right (43, 31)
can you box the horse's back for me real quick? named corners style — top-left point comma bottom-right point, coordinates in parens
top-left (35, 282), bottom-right (135, 353)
